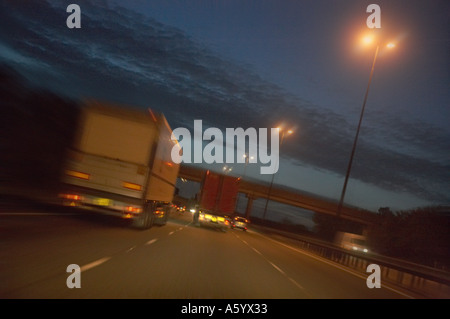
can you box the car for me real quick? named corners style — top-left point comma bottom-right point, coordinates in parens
top-left (223, 215), bottom-right (234, 228)
top-left (197, 210), bottom-right (230, 232)
top-left (232, 217), bottom-right (249, 231)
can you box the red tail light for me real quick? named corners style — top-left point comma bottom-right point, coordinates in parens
top-left (60, 194), bottom-right (83, 200)
top-left (125, 206), bottom-right (142, 213)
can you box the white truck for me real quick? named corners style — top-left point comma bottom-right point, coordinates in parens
top-left (59, 100), bottom-right (180, 229)
top-left (334, 232), bottom-right (370, 253)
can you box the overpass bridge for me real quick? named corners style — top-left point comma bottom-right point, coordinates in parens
top-left (178, 164), bottom-right (377, 226)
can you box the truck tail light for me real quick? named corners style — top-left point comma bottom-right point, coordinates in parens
top-left (122, 182), bottom-right (142, 191)
top-left (60, 193), bottom-right (83, 201)
top-left (65, 170), bottom-right (90, 180)
top-left (125, 206), bottom-right (142, 213)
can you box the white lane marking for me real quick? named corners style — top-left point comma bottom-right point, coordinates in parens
top-left (80, 257), bottom-right (111, 272)
top-left (250, 247), bottom-right (262, 256)
top-left (145, 238), bottom-right (158, 245)
top-left (288, 277), bottom-right (304, 290)
top-left (268, 261), bottom-right (286, 275)
top-left (126, 246), bottom-right (136, 253)
top-left (169, 231), bottom-right (175, 235)
top-left (259, 234), bottom-right (416, 299)
top-left (252, 247), bottom-right (262, 256)
top-left (233, 232), bottom-right (305, 292)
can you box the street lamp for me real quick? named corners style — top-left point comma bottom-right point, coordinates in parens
top-left (223, 165), bottom-right (232, 174)
top-left (337, 35), bottom-right (396, 217)
top-left (262, 127), bottom-right (293, 219)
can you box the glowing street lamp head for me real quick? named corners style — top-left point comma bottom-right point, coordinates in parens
top-left (276, 125), bottom-right (293, 133)
top-left (362, 35), bottom-right (375, 46)
top-left (386, 42), bottom-right (396, 49)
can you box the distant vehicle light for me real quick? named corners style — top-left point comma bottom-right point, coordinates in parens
top-left (190, 209), bottom-right (196, 213)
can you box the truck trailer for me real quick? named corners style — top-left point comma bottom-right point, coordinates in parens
top-left (334, 231), bottom-right (370, 253)
top-left (59, 100), bottom-right (181, 229)
top-left (195, 170), bottom-right (240, 231)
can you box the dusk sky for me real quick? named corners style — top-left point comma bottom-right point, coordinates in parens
top-left (1, 0), bottom-right (449, 216)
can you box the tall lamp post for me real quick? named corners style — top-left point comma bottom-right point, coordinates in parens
top-left (337, 36), bottom-right (396, 217)
top-left (262, 127), bottom-right (293, 220)
top-left (236, 154), bottom-right (254, 214)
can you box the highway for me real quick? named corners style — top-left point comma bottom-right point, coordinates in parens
top-left (0, 206), bottom-right (411, 299)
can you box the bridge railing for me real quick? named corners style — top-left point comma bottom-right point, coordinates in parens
top-left (253, 225), bottom-right (450, 298)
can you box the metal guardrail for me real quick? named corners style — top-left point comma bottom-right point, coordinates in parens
top-left (253, 225), bottom-right (450, 299)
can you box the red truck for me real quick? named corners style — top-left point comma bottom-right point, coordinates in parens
top-left (194, 170), bottom-right (240, 231)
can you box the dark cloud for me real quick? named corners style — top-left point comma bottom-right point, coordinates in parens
top-left (0, 0), bottom-right (448, 206)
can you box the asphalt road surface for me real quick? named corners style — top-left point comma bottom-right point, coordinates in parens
top-left (0, 205), bottom-right (413, 299)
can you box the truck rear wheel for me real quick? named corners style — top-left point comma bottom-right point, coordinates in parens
top-left (133, 204), bottom-right (154, 230)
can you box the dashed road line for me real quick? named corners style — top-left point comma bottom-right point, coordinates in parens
top-left (145, 238), bottom-right (158, 245)
top-left (288, 277), bottom-right (304, 290)
top-left (251, 247), bottom-right (262, 256)
top-left (126, 246), bottom-right (136, 253)
top-left (268, 261), bottom-right (285, 275)
top-left (233, 232), bottom-right (307, 294)
top-left (80, 257), bottom-right (111, 272)
top-left (256, 232), bottom-right (416, 299)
